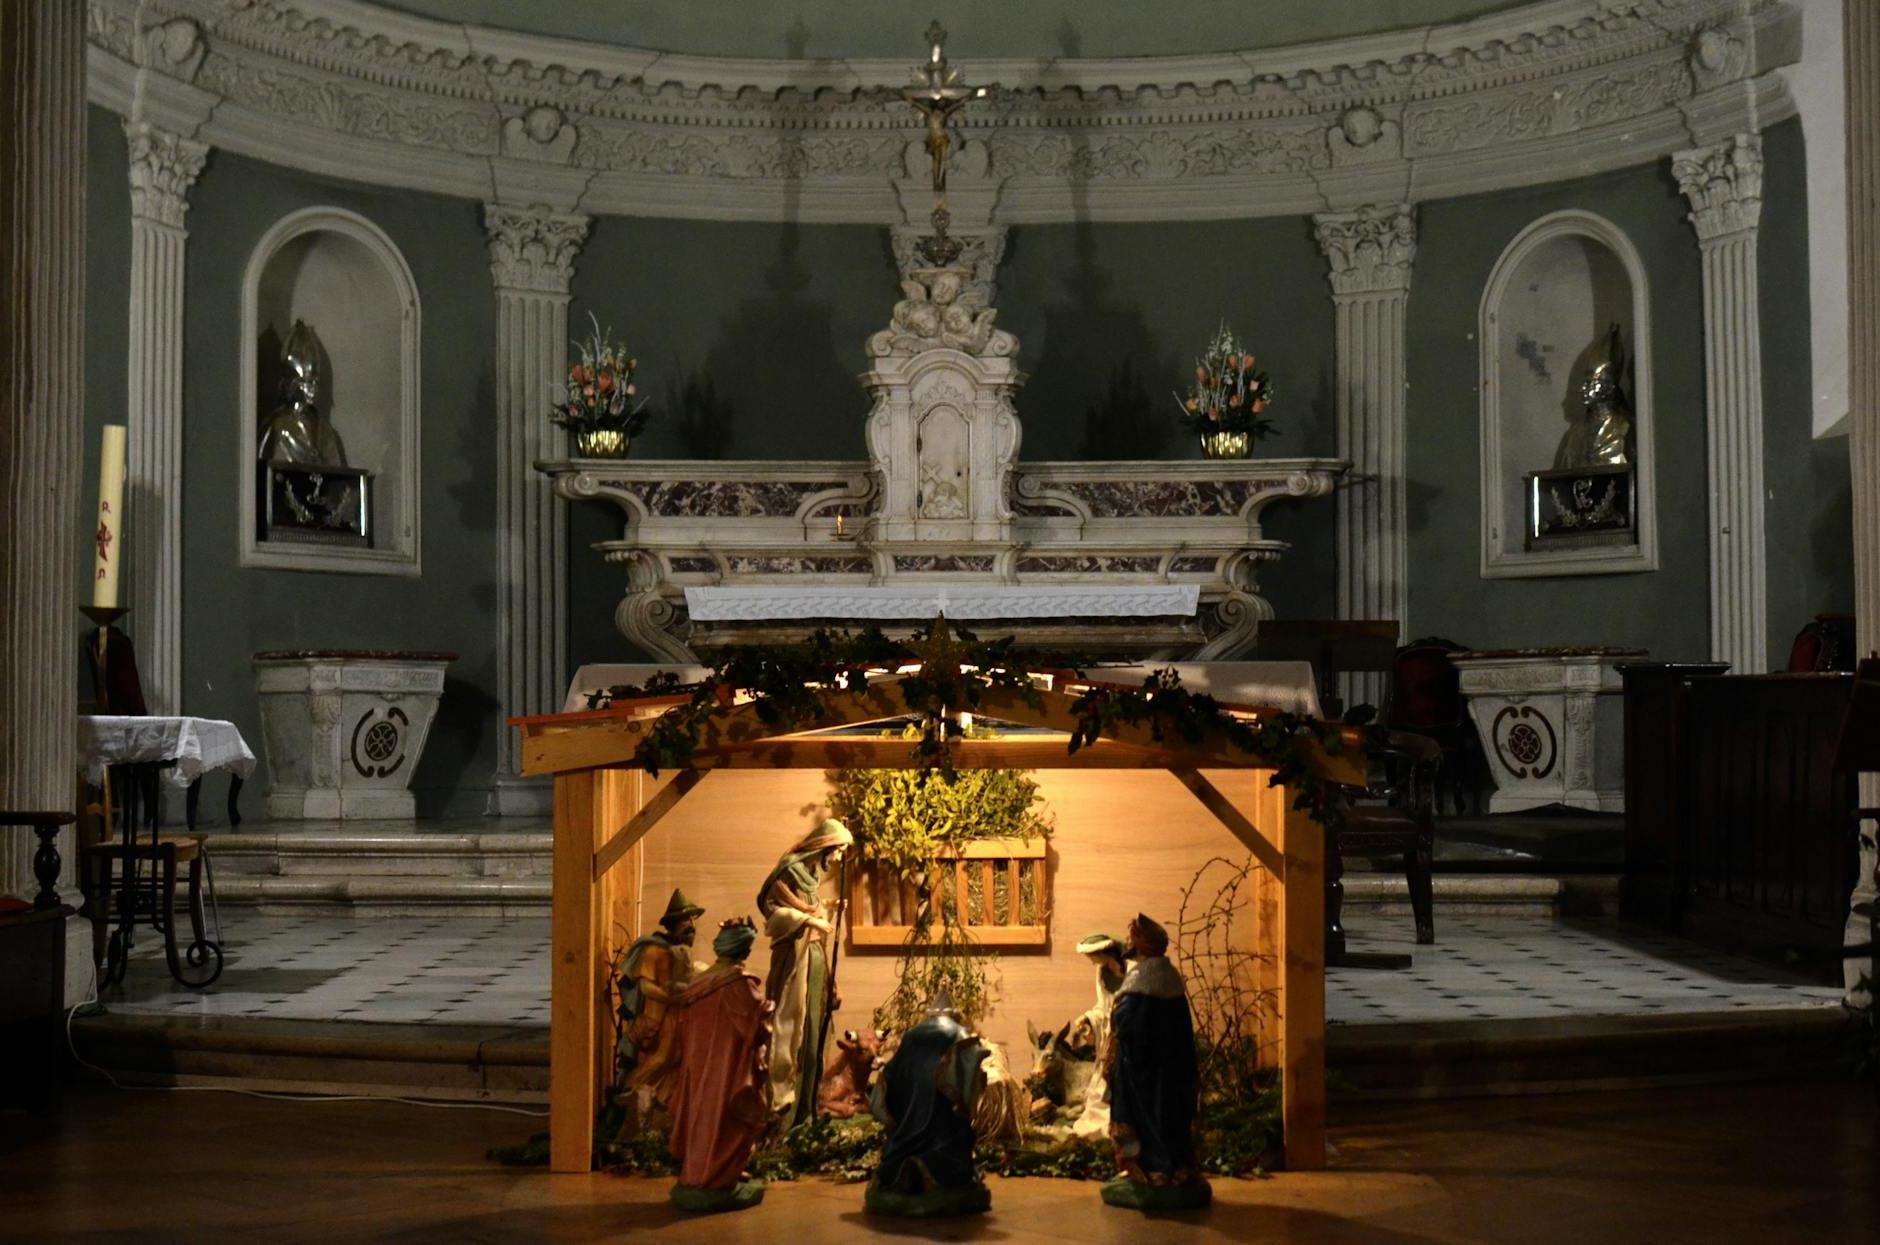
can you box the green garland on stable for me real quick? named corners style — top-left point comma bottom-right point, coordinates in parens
top-left (586, 616), bottom-right (1376, 829)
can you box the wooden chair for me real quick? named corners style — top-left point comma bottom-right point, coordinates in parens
top-left (1385, 637), bottom-right (1481, 816)
top-left (1327, 731), bottom-right (1439, 952)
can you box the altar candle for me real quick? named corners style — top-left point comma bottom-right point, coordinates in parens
top-left (92, 424), bottom-right (126, 608)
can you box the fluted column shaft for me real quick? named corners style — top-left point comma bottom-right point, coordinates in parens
top-left (124, 123), bottom-right (207, 715)
top-left (1675, 135), bottom-right (1768, 674)
top-left (1316, 205), bottom-right (1416, 712)
top-left (484, 205), bottom-right (589, 815)
top-left (0, 0), bottom-right (85, 895)
top-left (1844, 0), bottom-right (1879, 1000)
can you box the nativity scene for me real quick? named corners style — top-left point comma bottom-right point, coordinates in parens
top-left (7, 3), bottom-right (1877, 1243)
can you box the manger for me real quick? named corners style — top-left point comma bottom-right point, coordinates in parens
top-left (511, 632), bottom-right (1363, 1185)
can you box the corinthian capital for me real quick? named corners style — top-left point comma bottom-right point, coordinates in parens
top-left (484, 204), bottom-right (591, 295)
top-left (125, 122), bottom-right (208, 230)
top-left (1314, 203), bottom-right (1416, 296)
top-left (1672, 133), bottom-right (1763, 241)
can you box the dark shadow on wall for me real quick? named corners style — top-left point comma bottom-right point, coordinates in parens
top-left (457, 368), bottom-right (500, 616)
top-left (1019, 222), bottom-right (1178, 460)
top-left (413, 674), bottom-right (499, 818)
top-left (665, 367), bottom-right (737, 460)
top-left (697, 222), bottom-right (860, 459)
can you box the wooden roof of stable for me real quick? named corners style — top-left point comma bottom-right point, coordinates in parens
top-left (509, 670), bottom-right (1364, 785)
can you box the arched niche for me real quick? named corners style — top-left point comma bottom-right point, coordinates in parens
top-left (239, 207), bottom-right (421, 574)
top-left (1478, 210), bottom-right (1656, 578)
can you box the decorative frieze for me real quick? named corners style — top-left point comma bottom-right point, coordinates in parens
top-left (87, 0), bottom-right (1801, 225)
top-left (1674, 133), bottom-right (1768, 674)
top-left (124, 121), bottom-right (207, 717)
top-left (1316, 204), bottom-right (1416, 709)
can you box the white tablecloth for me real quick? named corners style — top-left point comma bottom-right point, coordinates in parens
top-left (77, 716), bottom-right (258, 788)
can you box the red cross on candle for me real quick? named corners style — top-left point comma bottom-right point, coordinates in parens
top-left (96, 520), bottom-right (112, 563)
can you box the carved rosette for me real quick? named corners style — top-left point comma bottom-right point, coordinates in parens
top-left (483, 203), bottom-right (591, 295)
top-left (125, 122), bottom-right (208, 230)
top-left (1672, 134), bottom-right (1763, 241)
top-left (1314, 204), bottom-right (1417, 297)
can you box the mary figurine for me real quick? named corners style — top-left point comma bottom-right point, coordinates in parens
top-left (757, 818), bottom-right (853, 1128)
top-left (865, 990), bottom-right (992, 1218)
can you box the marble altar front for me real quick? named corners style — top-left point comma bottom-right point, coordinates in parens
top-left (1451, 648), bottom-right (1642, 814)
top-left (253, 650), bottom-right (453, 820)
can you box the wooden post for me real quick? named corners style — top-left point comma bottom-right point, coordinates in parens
top-left (549, 769), bottom-right (601, 1173)
top-left (1277, 784), bottom-right (1327, 1170)
top-left (1251, 776), bottom-right (1283, 1071)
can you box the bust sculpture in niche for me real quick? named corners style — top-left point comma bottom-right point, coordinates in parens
top-left (1553, 323), bottom-right (1633, 468)
top-left (260, 319), bottom-right (349, 468)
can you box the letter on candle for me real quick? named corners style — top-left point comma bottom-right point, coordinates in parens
top-left (93, 425), bottom-right (127, 608)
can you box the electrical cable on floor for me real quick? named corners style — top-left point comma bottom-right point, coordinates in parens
top-left (63, 957), bottom-right (548, 1118)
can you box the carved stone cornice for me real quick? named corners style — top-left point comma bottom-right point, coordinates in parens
top-left (86, 0), bottom-right (1802, 225)
top-left (483, 203), bottom-right (590, 296)
top-left (125, 121), bottom-right (207, 229)
top-left (1672, 133), bottom-right (1765, 241)
top-left (1314, 204), bottom-right (1417, 297)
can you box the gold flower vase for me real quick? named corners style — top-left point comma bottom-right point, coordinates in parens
top-left (1198, 429), bottom-right (1252, 459)
top-left (575, 427), bottom-right (631, 459)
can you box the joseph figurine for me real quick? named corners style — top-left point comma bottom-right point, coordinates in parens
top-left (668, 918), bottom-right (774, 1214)
top-left (1101, 913), bottom-right (1210, 1210)
top-left (757, 818), bottom-right (853, 1129)
top-left (616, 888), bottom-right (705, 1109)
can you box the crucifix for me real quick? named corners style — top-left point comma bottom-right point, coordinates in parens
top-left (902, 21), bottom-right (988, 266)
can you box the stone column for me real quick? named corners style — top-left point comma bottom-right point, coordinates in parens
top-left (484, 204), bottom-right (590, 816)
top-left (1314, 204), bottom-right (1416, 712)
top-left (0, 0), bottom-right (84, 894)
top-left (124, 122), bottom-right (207, 715)
top-left (1674, 134), bottom-right (1769, 675)
top-left (1843, 0), bottom-right (1879, 1001)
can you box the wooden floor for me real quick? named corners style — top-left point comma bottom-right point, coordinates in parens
top-left (2, 1080), bottom-right (1873, 1244)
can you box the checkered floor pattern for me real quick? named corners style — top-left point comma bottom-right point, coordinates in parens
top-left (98, 913), bottom-right (1844, 1030)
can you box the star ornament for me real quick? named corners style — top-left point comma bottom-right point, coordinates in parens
top-left (906, 611), bottom-right (970, 675)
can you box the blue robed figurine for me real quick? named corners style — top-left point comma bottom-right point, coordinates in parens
top-left (864, 990), bottom-right (992, 1218)
top-left (1101, 913), bottom-right (1211, 1210)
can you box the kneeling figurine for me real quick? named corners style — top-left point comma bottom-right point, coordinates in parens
top-left (668, 917), bottom-right (774, 1213)
top-left (864, 991), bottom-right (992, 1217)
top-left (1101, 913), bottom-right (1211, 1211)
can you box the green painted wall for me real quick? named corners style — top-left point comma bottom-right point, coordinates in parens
top-left (80, 102), bottom-right (1853, 816)
top-left (82, 107), bottom-right (504, 817)
top-left (565, 214), bottom-right (1340, 667)
top-left (1407, 118), bottom-right (1850, 663)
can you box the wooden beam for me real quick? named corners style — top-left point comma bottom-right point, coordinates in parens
top-left (593, 767), bottom-right (703, 880)
top-left (1170, 767), bottom-right (1285, 876)
top-left (1277, 784), bottom-right (1327, 1171)
top-left (684, 737), bottom-right (1185, 771)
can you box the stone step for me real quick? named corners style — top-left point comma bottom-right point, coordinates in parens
top-left (202, 832), bottom-right (551, 917)
top-left (1340, 873), bottom-right (1618, 920)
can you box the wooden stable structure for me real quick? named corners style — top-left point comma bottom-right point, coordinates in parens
top-left (513, 673), bottom-right (1360, 1175)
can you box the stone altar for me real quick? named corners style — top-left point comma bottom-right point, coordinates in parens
top-left (253, 650), bottom-right (453, 820)
top-left (1451, 648), bottom-right (1642, 813)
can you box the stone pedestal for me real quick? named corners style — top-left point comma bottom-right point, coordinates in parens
top-left (253, 650), bottom-right (453, 820)
top-left (1452, 648), bottom-right (1642, 813)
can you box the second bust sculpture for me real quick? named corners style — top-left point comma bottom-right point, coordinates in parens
top-left (260, 319), bottom-right (349, 468)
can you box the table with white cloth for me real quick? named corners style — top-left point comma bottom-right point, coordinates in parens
top-left (77, 716), bottom-right (255, 988)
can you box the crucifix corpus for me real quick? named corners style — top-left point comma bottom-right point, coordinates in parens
top-left (902, 20), bottom-right (989, 266)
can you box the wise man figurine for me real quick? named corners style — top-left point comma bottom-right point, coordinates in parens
top-left (865, 989), bottom-right (992, 1218)
top-left (1101, 913), bottom-right (1210, 1210)
top-left (1071, 931), bottom-right (1129, 1139)
top-left (757, 817), bottom-right (853, 1129)
top-left (668, 917), bottom-right (775, 1214)
top-left (616, 887), bottom-right (705, 1115)
top-left (259, 319), bottom-right (349, 467)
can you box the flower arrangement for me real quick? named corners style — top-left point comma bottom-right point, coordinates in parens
top-left (553, 313), bottom-right (648, 457)
top-left (1173, 323), bottom-right (1274, 456)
